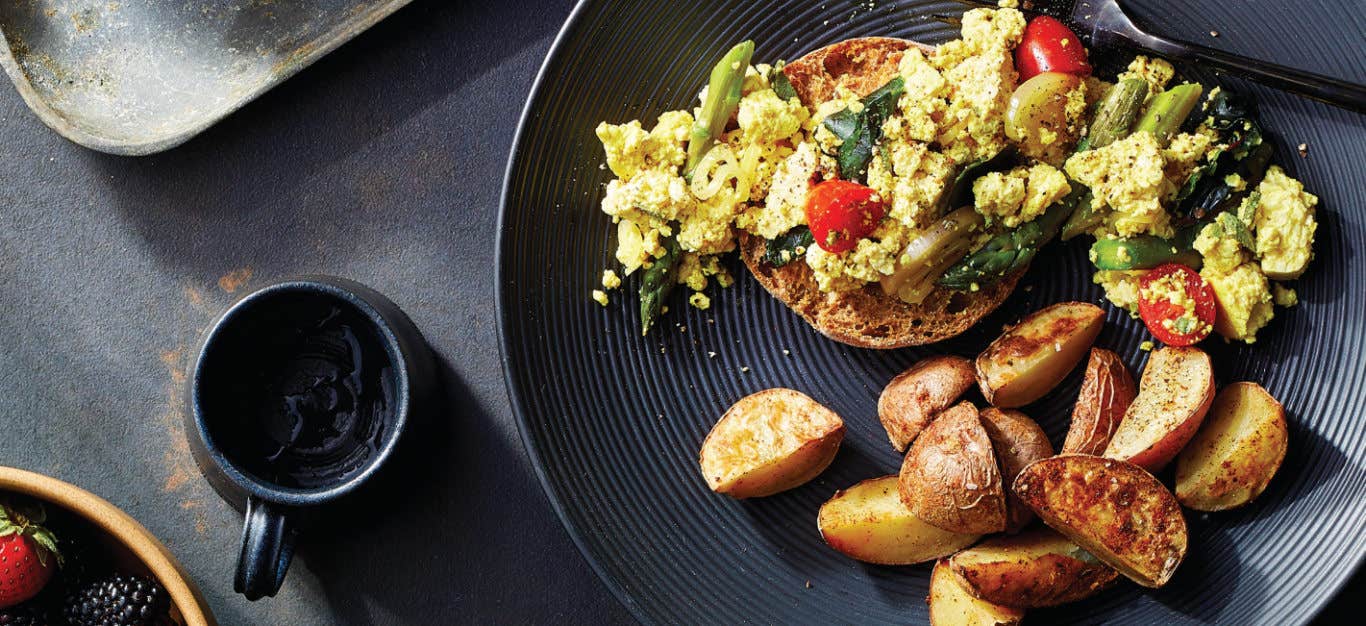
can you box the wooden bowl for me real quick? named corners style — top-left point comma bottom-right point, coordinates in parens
top-left (0, 466), bottom-right (216, 625)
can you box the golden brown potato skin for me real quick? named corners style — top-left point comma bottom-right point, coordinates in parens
top-left (1014, 454), bottom-right (1187, 588)
top-left (1175, 382), bottom-right (1289, 511)
top-left (899, 402), bottom-right (1007, 535)
top-left (1062, 348), bottom-right (1137, 455)
top-left (818, 476), bottom-right (980, 565)
top-left (976, 302), bottom-right (1104, 408)
top-left (1104, 346), bottom-right (1214, 472)
top-left (978, 408), bottom-right (1053, 533)
top-left (929, 559), bottom-right (1026, 626)
top-left (879, 355), bottom-right (976, 452)
top-left (949, 527), bottom-right (1118, 608)
top-left (698, 388), bottom-right (845, 498)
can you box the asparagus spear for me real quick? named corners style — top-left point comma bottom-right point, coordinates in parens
top-left (1133, 83), bottom-right (1203, 147)
top-left (1083, 79), bottom-right (1149, 151)
top-left (639, 236), bottom-right (682, 335)
top-left (685, 41), bottom-right (755, 177)
top-left (937, 185), bottom-right (1087, 290)
top-left (1090, 235), bottom-right (1204, 270)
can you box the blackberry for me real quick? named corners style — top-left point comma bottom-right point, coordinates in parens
top-left (63, 574), bottom-right (169, 626)
top-left (0, 602), bottom-right (49, 626)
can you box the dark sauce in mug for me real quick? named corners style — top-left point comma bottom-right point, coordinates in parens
top-left (201, 294), bottom-right (394, 490)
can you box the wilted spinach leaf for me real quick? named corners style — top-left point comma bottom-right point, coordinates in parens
top-left (822, 77), bottom-right (905, 182)
top-left (763, 226), bottom-right (815, 267)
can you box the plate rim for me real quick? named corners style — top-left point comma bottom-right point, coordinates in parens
top-left (496, 0), bottom-right (650, 622)
top-left (494, 1), bottom-right (1364, 623)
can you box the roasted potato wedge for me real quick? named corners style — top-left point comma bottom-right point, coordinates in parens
top-left (818, 476), bottom-right (980, 565)
top-left (1014, 455), bottom-right (1187, 588)
top-left (698, 388), bottom-right (844, 498)
top-left (949, 527), bottom-right (1118, 608)
top-left (1175, 382), bottom-right (1289, 511)
top-left (976, 302), bottom-right (1105, 408)
top-left (929, 559), bottom-right (1026, 626)
top-left (1062, 348), bottom-right (1137, 455)
top-left (899, 402), bottom-right (1007, 535)
top-left (979, 408), bottom-right (1054, 533)
top-left (879, 355), bottom-right (976, 452)
top-left (1103, 346), bottom-right (1214, 472)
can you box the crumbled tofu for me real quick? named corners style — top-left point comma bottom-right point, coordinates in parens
top-left (1139, 341), bottom-right (1155, 351)
top-left (737, 89), bottom-right (809, 145)
top-left (601, 170), bottom-right (694, 222)
top-left (1272, 283), bottom-right (1298, 307)
top-left (973, 164), bottom-right (1070, 227)
top-left (1093, 270), bottom-right (1146, 316)
top-left (595, 111), bottom-right (693, 179)
top-left (866, 135), bottom-right (955, 228)
top-left (1202, 261), bottom-right (1274, 343)
top-left (591, 290), bottom-right (609, 306)
top-left (1194, 222), bottom-right (1250, 274)
top-left (806, 220), bottom-right (912, 291)
top-left (1162, 132), bottom-right (1215, 199)
top-left (739, 142), bottom-right (818, 239)
top-left (1255, 166), bottom-right (1318, 280)
top-left (1118, 56), bottom-right (1176, 100)
top-left (601, 269), bottom-right (621, 290)
top-left (689, 293), bottom-right (712, 310)
top-left (1065, 132), bottom-right (1174, 238)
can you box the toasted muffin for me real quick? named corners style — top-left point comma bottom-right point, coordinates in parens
top-left (739, 38), bottom-right (1021, 349)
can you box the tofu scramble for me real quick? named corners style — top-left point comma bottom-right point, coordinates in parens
top-left (594, 7), bottom-right (1317, 344)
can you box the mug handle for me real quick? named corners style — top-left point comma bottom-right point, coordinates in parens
top-left (235, 496), bottom-right (297, 600)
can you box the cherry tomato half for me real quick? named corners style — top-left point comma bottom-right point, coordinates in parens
top-left (1015, 16), bottom-right (1092, 81)
top-left (804, 180), bottom-right (886, 253)
top-left (1137, 263), bottom-right (1217, 346)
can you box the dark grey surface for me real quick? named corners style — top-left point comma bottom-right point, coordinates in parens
top-left (0, 1), bottom-right (629, 623)
top-left (0, 0), bottom-right (1360, 624)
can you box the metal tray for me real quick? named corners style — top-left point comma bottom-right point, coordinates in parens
top-left (0, 0), bottom-right (412, 156)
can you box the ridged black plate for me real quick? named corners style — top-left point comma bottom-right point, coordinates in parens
top-left (498, 1), bottom-right (1366, 623)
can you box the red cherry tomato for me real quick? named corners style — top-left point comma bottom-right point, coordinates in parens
top-left (1137, 263), bottom-right (1217, 346)
top-left (1015, 16), bottom-right (1092, 81)
top-left (804, 180), bottom-right (886, 253)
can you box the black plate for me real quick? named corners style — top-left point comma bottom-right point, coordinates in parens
top-left (498, 1), bottom-right (1366, 623)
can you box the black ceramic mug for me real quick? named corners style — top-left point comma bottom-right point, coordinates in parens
top-left (186, 276), bottom-right (433, 600)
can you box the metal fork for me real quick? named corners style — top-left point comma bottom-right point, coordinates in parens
top-left (937, 0), bottom-right (1366, 113)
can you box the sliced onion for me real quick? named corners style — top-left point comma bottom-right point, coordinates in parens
top-left (735, 144), bottom-right (762, 202)
top-left (880, 207), bottom-right (985, 304)
top-left (690, 144), bottom-right (737, 200)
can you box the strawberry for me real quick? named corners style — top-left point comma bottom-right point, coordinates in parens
top-left (0, 501), bottom-right (60, 609)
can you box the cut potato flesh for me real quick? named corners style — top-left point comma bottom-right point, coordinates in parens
top-left (879, 355), bottom-right (976, 452)
top-left (976, 302), bottom-right (1105, 408)
top-left (818, 476), bottom-right (980, 565)
top-left (698, 388), bottom-right (845, 498)
top-left (978, 408), bottom-right (1053, 534)
top-left (1014, 454), bottom-right (1187, 588)
top-left (1104, 346), bottom-right (1214, 472)
top-left (899, 402), bottom-right (1007, 535)
top-left (1176, 382), bottom-right (1289, 511)
top-left (929, 559), bottom-right (1026, 626)
top-left (1062, 348), bottom-right (1137, 456)
top-left (949, 527), bottom-right (1118, 608)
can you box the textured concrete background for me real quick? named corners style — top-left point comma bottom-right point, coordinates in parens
top-left (0, 1), bottom-right (630, 624)
top-left (0, 0), bottom-right (1361, 624)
